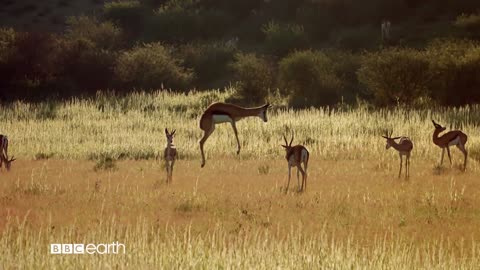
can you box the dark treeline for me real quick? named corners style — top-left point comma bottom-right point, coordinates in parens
top-left (1, 0), bottom-right (480, 106)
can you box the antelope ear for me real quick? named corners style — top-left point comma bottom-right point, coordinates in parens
top-left (281, 145), bottom-right (287, 148)
top-left (165, 128), bottom-right (169, 135)
top-left (391, 137), bottom-right (401, 140)
top-left (10, 156), bottom-right (16, 162)
top-left (381, 135), bottom-right (388, 139)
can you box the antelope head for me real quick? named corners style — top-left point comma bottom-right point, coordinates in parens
top-left (431, 120), bottom-right (446, 132)
top-left (382, 130), bottom-right (400, 149)
top-left (165, 128), bottom-right (176, 145)
top-left (281, 134), bottom-right (294, 151)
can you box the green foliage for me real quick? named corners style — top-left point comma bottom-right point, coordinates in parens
top-left (262, 21), bottom-right (308, 56)
top-left (279, 50), bottom-right (344, 107)
top-left (179, 41), bottom-right (237, 88)
top-left (144, 2), bottom-right (232, 42)
top-left (56, 38), bottom-right (117, 94)
top-left (114, 42), bottom-right (194, 90)
top-left (426, 39), bottom-right (480, 105)
top-left (357, 48), bottom-right (433, 106)
top-left (454, 13), bottom-right (480, 39)
top-left (103, 0), bottom-right (147, 35)
top-left (65, 16), bottom-right (123, 50)
top-left (230, 53), bottom-right (273, 102)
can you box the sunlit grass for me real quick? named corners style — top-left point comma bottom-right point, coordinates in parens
top-left (1, 90), bottom-right (480, 268)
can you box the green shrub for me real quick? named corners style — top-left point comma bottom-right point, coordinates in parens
top-left (179, 41), bottom-right (237, 88)
top-left (357, 48), bottom-right (433, 106)
top-left (103, 0), bottom-right (148, 35)
top-left (56, 38), bottom-right (117, 95)
top-left (144, 3), bottom-right (232, 42)
top-left (262, 21), bottom-right (308, 56)
top-left (279, 50), bottom-right (344, 107)
top-left (65, 16), bottom-right (123, 49)
top-left (330, 26), bottom-right (379, 51)
top-left (454, 13), bottom-right (480, 32)
top-left (114, 42), bottom-right (194, 90)
top-left (426, 39), bottom-right (480, 105)
top-left (230, 53), bottom-right (273, 102)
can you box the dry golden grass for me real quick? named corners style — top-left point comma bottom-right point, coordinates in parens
top-left (1, 158), bottom-right (480, 268)
top-left (1, 91), bottom-right (480, 268)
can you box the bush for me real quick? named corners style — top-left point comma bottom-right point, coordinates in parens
top-left (144, 3), bottom-right (232, 42)
top-left (230, 53), bottom-right (273, 102)
top-left (56, 38), bottom-right (117, 95)
top-left (262, 21), bottom-right (308, 57)
top-left (0, 32), bottom-right (61, 100)
top-left (357, 48), bottom-right (433, 106)
top-left (426, 39), bottom-right (480, 105)
top-left (103, 0), bottom-right (148, 35)
top-left (279, 50), bottom-right (344, 107)
top-left (65, 16), bottom-right (123, 49)
top-left (114, 42), bottom-right (194, 90)
top-left (454, 13), bottom-right (480, 38)
top-left (179, 41), bottom-right (237, 88)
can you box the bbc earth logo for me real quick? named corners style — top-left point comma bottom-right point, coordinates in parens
top-left (50, 242), bottom-right (126, 254)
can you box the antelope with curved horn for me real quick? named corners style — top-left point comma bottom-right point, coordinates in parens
top-left (198, 102), bottom-right (271, 167)
top-left (431, 120), bottom-right (468, 171)
top-left (0, 135), bottom-right (16, 171)
top-left (164, 128), bottom-right (177, 183)
top-left (382, 130), bottom-right (413, 178)
top-left (281, 133), bottom-right (309, 193)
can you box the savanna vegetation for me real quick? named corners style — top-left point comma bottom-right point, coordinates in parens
top-left (2, 0), bottom-right (480, 269)
top-left (1, 0), bottom-right (480, 107)
top-left (0, 91), bottom-right (480, 268)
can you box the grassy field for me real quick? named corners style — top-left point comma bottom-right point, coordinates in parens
top-left (1, 90), bottom-right (480, 269)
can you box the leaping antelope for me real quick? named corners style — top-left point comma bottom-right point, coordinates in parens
top-left (281, 134), bottom-right (309, 193)
top-left (0, 135), bottom-right (15, 171)
top-left (198, 102), bottom-right (271, 167)
top-left (432, 120), bottom-right (468, 171)
top-left (382, 130), bottom-right (413, 178)
top-left (164, 128), bottom-right (177, 183)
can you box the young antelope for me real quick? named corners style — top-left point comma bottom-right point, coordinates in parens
top-left (164, 128), bottom-right (177, 184)
top-left (382, 130), bottom-right (413, 178)
top-left (281, 134), bottom-right (309, 193)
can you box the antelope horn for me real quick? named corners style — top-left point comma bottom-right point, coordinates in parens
top-left (289, 133), bottom-right (294, 146)
top-left (172, 129), bottom-right (176, 135)
top-left (283, 134), bottom-right (288, 145)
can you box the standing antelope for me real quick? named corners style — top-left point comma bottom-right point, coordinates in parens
top-left (0, 135), bottom-right (15, 171)
top-left (432, 120), bottom-right (468, 171)
top-left (164, 128), bottom-right (177, 183)
top-left (281, 134), bottom-right (309, 193)
top-left (382, 130), bottom-right (413, 178)
top-left (198, 102), bottom-right (271, 167)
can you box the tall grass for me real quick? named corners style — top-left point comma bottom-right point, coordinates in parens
top-left (1, 218), bottom-right (479, 269)
top-left (0, 90), bottom-right (479, 164)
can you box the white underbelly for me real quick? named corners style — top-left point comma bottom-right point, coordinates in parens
top-left (213, 114), bottom-right (233, 124)
top-left (448, 136), bottom-right (461, 146)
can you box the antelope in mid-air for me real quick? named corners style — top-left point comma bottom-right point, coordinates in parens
top-left (198, 102), bottom-right (271, 167)
top-left (382, 130), bottom-right (413, 178)
top-left (0, 135), bottom-right (16, 171)
top-left (281, 134), bottom-right (309, 193)
top-left (164, 128), bottom-right (177, 183)
top-left (431, 120), bottom-right (468, 171)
